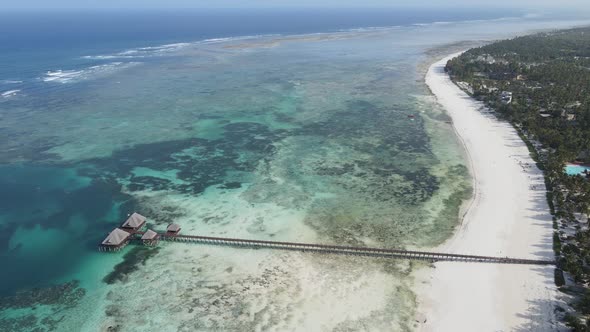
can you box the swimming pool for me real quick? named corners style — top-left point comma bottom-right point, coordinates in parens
top-left (565, 164), bottom-right (590, 176)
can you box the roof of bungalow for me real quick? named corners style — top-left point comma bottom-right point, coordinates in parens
top-left (141, 229), bottom-right (159, 240)
top-left (121, 212), bottom-right (147, 229)
top-left (102, 228), bottom-right (131, 246)
top-left (167, 223), bottom-right (181, 233)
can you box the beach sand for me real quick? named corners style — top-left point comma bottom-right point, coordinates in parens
top-left (416, 54), bottom-right (559, 331)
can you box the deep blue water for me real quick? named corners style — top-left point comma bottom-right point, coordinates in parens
top-left (0, 8), bottom-right (518, 83)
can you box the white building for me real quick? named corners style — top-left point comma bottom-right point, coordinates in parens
top-left (500, 91), bottom-right (512, 104)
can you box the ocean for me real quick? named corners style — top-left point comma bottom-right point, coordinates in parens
top-left (0, 8), bottom-right (587, 331)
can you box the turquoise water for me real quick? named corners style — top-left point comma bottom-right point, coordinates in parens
top-left (1, 12), bottom-right (588, 331)
top-left (565, 164), bottom-right (590, 176)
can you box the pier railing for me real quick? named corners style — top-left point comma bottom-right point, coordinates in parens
top-left (155, 233), bottom-right (555, 266)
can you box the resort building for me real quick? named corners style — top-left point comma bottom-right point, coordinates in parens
top-left (500, 91), bottom-right (512, 104)
top-left (121, 212), bottom-right (147, 231)
top-left (166, 223), bottom-right (181, 235)
top-left (141, 229), bottom-right (160, 246)
top-left (100, 228), bottom-right (131, 251)
top-left (99, 212), bottom-right (187, 251)
top-left (456, 81), bottom-right (474, 94)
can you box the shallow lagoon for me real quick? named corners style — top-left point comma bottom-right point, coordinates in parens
top-left (1, 16), bottom-right (588, 331)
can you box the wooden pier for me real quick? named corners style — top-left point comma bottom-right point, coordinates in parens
top-left (157, 233), bottom-right (555, 266)
top-left (100, 214), bottom-right (555, 266)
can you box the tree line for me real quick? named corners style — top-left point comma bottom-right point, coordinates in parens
top-left (447, 27), bottom-right (590, 331)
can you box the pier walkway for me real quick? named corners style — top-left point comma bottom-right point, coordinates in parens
top-left (101, 213), bottom-right (555, 265)
top-left (154, 232), bottom-right (555, 266)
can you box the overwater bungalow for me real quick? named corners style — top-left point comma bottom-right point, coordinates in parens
top-left (141, 229), bottom-right (160, 246)
top-left (100, 228), bottom-right (131, 252)
top-left (166, 223), bottom-right (181, 235)
top-left (121, 212), bottom-right (147, 231)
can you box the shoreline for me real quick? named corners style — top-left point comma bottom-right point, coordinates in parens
top-left (416, 54), bottom-right (558, 330)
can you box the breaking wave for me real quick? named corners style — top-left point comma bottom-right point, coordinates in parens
top-left (42, 62), bottom-right (140, 84)
top-left (81, 35), bottom-right (277, 60)
top-left (82, 43), bottom-right (191, 60)
top-left (1, 80), bottom-right (23, 84)
top-left (1, 89), bottom-right (20, 98)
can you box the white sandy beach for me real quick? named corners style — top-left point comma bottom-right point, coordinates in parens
top-left (417, 54), bottom-right (558, 331)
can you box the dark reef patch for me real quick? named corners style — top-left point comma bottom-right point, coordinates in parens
top-left (314, 163), bottom-right (356, 176)
top-left (390, 169), bottom-right (440, 205)
top-left (219, 182), bottom-right (242, 189)
top-left (88, 122), bottom-right (289, 196)
top-left (0, 280), bottom-right (85, 315)
top-left (297, 99), bottom-right (440, 205)
top-left (0, 223), bottom-right (18, 253)
top-left (129, 200), bottom-right (187, 227)
top-left (103, 247), bottom-right (161, 285)
top-left (0, 314), bottom-right (39, 332)
top-left (127, 176), bottom-right (171, 192)
top-left (297, 99), bottom-right (431, 155)
top-left (0, 134), bottom-right (63, 164)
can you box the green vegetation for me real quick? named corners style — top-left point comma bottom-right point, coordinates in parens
top-left (446, 26), bottom-right (590, 328)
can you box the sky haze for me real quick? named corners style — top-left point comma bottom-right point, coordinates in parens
top-left (3, 0), bottom-right (590, 11)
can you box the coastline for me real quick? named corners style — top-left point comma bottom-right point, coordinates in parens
top-left (6, 17), bottom-right (590, 330)
top-left (416, 54), bottom-right (558, 330)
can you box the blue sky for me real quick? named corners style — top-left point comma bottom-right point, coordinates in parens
top-left (3, 0), bottom-right (590, 10)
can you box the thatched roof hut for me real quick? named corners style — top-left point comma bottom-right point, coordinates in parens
top-left (141, 229), bottom-right (159, 241)
top-left (121, 212), bottom-right (147, 230)
top-left (141, 229), bottom-right (159, 246)
top-left (102, 228), bottom-right (131, 247)
top-left (166, 223), bottom-right (181, 234)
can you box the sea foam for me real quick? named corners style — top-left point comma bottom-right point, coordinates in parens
top-left (82, 43), bottom-right (191, 60)
top-left (82, 35), bottom-right (276, 60)
top-left (42, 62), bottom-right (140, 83)
top-left (1, 80), bottom-right (23, 84)
top-left (1, 89), bottom-right (20, 98)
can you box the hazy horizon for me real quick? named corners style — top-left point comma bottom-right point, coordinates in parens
top-left (2, 0), bottom-right (590, 11)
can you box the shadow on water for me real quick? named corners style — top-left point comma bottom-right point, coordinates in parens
top-left (103, 247), bottom-right (160, 285)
